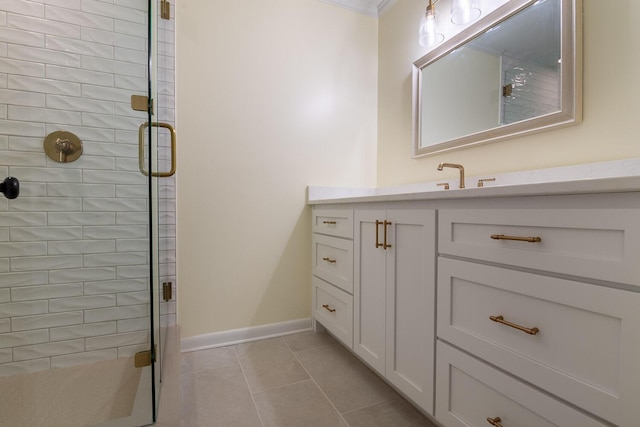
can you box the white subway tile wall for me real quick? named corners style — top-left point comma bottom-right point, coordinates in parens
top-left (501, 55), bottom-right (560, 125)
top-left (0, 0), bottom-right (176, 376)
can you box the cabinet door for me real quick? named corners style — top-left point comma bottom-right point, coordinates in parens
top-left (386, 210), bottom-right (436, 415)
top-left (354, 210), bottom-right (386, 374)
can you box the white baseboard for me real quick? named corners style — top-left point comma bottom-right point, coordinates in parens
top-left (180, 318), bottom-right (312, 353)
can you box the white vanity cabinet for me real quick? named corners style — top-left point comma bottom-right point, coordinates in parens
top-left (353, 209), bottom-right (436, 414)
top-left (309, 182), bottom-right (640, 427)
top-left (311, 209), bottom-right (354, 348)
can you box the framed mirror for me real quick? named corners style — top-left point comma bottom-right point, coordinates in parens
top-left (412, 0), bottom-right (582, 158)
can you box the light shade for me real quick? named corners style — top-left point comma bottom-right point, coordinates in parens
top-left (418, 1), bottom-right (444, 47)
top-left (451, 0), bottom-right (481, 25)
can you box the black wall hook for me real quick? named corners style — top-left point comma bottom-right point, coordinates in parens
top-left (0, 177), bottom-right (19, 199)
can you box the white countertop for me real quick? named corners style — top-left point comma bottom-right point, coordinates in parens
top-left (308, 158), bottom-right (640, 204)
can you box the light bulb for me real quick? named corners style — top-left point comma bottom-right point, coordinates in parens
top-left (451, 0), bottom-right (481, 25)
top-left (418, 3), bottom-right (443, 47)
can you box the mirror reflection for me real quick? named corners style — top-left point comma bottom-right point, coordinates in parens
top-left (413, 0), bottom-right (581, 157)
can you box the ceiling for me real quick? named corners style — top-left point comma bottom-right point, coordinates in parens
top-left (317, 0), bottom-right (398, 17)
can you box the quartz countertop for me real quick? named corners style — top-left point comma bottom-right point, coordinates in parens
top-left (308, 158), bottom-right (640, 205)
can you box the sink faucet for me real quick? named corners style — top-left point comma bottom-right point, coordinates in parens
top-left (437, 163), bottom-right (465, 188)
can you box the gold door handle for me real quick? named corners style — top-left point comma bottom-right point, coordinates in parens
top-left (486, 416), bottom-right (503, 427)
top-left (322, 304), bottom-right (336, 313)
top-left (322, 220), bottom-right (337, 225)
top-left (138, 122), bottom-right (177, 177)
top-left (490, 315), bottom-right (539, 335)
top-left (383, 220), bottom-right (392, 249)
top-left (491, 234), bottom-right (541, 243)
top-left (322, 257), bottom-right (336, 264)
top-left (375, 220), bottom-right (383, 248)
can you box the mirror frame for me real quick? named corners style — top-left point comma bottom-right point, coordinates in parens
top-left (412, 0), bottom-right (582, 158)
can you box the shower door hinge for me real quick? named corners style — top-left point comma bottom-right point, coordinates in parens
top-left (161, 0), bottom-right (171, 20)
top-left (162, 282), bottom-right (173, 302)
top-left (131, 95), bottom-right (153, 115)
top-left (134, 345), bottom-right (157, 368)
top-left (502, 83), bottom-right (513, 97)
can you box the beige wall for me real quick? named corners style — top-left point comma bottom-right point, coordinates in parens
top-left (378, 0), bottom-right (640, 186)
top-left (176, 0), bottom-right (378, 338)
top-left (176, 0), bottom-right (640, 340)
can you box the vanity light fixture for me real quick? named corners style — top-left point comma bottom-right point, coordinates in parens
top-left (418, 0), bottom-right (444, 47)
top-left (451, 0), bottom-right (481, 25)
top-left (419, 0), bottom-right (482, 48)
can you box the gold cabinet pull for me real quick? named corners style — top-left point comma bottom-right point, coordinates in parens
top-left (322, 220), bottom-right (337, 225)
top-left (322, 304), bottom-right (336, 313)
top-left (486, 416), bottom-right (503, 427)
top-left (138, 122), bottom-right (177, 177)
top-left (383, 220), bottom-right (392, 249)
top-left (375, 220), bottom-right (383, 248)
top-left (322, 257), bottom-right (336, 264)
top-left (491, 234), bottom-right (541, 243)
top-left (375, 220), bottom-right (392, 249)
top-left (490, 315), bottom-right (539, 335)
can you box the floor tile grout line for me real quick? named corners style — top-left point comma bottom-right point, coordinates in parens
top-left (233, 345), bottom-right (267, 427)
top-left (287, 337), bottom-right (353, 427)
top-left (284, 339), bottom-right (343, 354)
top-left (340, 397), bottom-right (403, 417)
top-left (287, 335), bottom-right (409, 421)
top-left (250, 377), bottom-right (317, 395)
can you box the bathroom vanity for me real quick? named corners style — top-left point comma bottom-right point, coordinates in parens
top-left (308, 164), bottom-right (640, 427)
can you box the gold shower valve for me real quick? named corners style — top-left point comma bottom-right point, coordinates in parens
top-left (44, 131), bottom-right (83, 163)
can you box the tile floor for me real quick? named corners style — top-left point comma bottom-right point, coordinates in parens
top-left (179, 331), bottom-right (438, 427)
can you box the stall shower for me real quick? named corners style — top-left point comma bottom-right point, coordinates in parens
top-left (0, 0), bottom-right (177, 425)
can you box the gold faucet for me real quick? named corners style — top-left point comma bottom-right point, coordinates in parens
top-left (437, 163), bottom-right (465, 188)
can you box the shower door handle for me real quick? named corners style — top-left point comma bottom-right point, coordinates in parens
top-left (138, 122), bottom-right (177, 177)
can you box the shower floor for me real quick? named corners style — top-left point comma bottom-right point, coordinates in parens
top-left (0, 357), bottom-right (142, 427)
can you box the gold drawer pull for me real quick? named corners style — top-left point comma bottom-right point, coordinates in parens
top-left (487, 416), bottom-right (503, 427)
top-left (491, 234), bottom-right (541, 243)
top-left (490, 315), bottom-right (539, 335)
top-left (322, 304), bottom-right (336, 313)
top-left (322, 257), bottom-right (336, 264)
top-left (322, 220), bottom-right (337, 225)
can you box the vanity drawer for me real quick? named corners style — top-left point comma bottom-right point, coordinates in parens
top-left (435, 341), bottom-right (606, 427)
top-left (437, 257), bottom-right (640, 426)
top-left (438, 209), bottom-right (640, 286)
top-left (313, 276), bottom-right (353, 348)
top-left (312, 209), bottom-right (353, 239)
top-left (312, 234), bottom-right (353, 294)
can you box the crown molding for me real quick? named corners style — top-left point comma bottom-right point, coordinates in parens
top-left (317, 0), bottom-right (398, 17)
top-left (377, 0), bottom-right (398, 16)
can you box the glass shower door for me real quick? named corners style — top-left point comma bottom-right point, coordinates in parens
top-left (147, 0), bottom-right (178, 421)
top-left (0, 0), bottom-right (166, 425)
